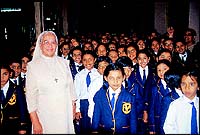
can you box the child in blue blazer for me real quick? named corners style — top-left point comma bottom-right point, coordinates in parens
top-left (1, 63), bottom-right (29, 134)
top-left (159, 69), bottom-right (183, 134)
top-left (91, 63), bottom-right (137, 134)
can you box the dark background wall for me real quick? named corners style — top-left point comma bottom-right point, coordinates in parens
top-left (0, 0), bottom-right (198, 63)
top-left (67, 0), bottom-right (154, 34)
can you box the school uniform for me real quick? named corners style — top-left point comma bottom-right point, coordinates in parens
top-left (123, 77), bottom-right (133, 91)
top-left (172, 50), bottom-right (195, 70)
top-left (88, 75), bottom-right (104, 123)
top-left (69, 60), bottom-right (84, 80)
top-left (148, 79), bottom-right (171, 133)
top-left (20, 72), bottom-right (32, 134)
top-left (74, 68), bottom-right (101, 133)
top-left (92, 85), bottom-right (137, 134)
top-left (61, 54), bottom-right (70, 60)
top-left (159, 88), bottom-right (183, 134)
top-left (128, 64), bottom-right (157, 134)
top-left (10, 75), bottom-right (25, 91)
top-left (0, 80), bottom-right (29, 134)
top-left (20, 72), bottom-right (26, 88)
top-left (164, 95), bottom-right (199, 134)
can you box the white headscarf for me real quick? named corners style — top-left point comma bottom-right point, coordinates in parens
top-left (32, 31), bottom-right (58, 61)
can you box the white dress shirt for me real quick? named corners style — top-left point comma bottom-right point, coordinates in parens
top-left (108, 86), bottom-right (121, 112)
top-left (1, 81), bottom-right (9, 97)
top-left (88, 75), bottom-right (103, 122)
top-left (1, 81), bottom-right (9, 108)
top-left (21, 72), bottom-right (26, 78)
top-left (179, 52), bottom-right (187, 61)
top-left (164, 95), bottom-right (199, 134)
top-left (74, 62), bottom-right (82, 72)
top-left (10, 76), bottom-right (19, 85)
top-left (74, 68), bottom-right (101, 112)
top-left (139, 66), bottom-right (149, 80)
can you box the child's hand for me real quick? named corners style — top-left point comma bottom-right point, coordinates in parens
top-left (149, 131), bottom-right (156, 134)
top-left (18, 130), bottom-right (26, 134)
top-left (143, 110), bottom-right (148, 123)
top-left (75, 112), bottom-right (82, 120)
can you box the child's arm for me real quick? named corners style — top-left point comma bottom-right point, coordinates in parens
top-left (163, 102), bottom-right (176, 134)
top-left (16, 87), bottom-right (29, 133)
top-left (91, 94), bottom-right (101, 133)
top-left (130, 95), bottom-right (137, 134)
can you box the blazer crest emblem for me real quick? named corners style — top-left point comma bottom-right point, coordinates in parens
top-left (122, 102), bottom-right (131, 114)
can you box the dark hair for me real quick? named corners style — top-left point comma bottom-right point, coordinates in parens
top-left (21, 53), bottom-right (32, 62)
top-left (70, 46), bottom-right (83, 56)
top-left (94, 56), bottom-right (112, 69)
top-left (8, 57), bottom-right (22, 67)
top-left (116, 56), bottom-right (133, 68)
top-left (104, 63), bottom-right (125, 78)
top-left (82, 50), bottom-right (97, 59)
top-left (157, 49), bottom-right (172, 58)
top-left (156, 59), bottom-right (171, 69)
top-left (184, 28), bottom-right (197, 36)
top-left (0, 63), bottom-right (12, 73)
top-left (174, 38), bottom-right (186, 46)
top-left (136, 49), bottom-right (151, 58)
top-left (151, 37), bottom-right (161, 45)
top-left (0, 63), bottom-right (14, 78)
top-left (95, 43), bottom-right (108, 54)
top-left (125, 44), bottom-right (139, 54)
top-left (164, 69), bottom-right (181, 90)
top-left (60, 41), bottom-right (70, 47)
top-left (163, 37), bottom-right (174, 45)
top-left (181, 67), bottom-right (200, 85)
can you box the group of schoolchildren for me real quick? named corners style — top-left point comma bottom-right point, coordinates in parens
top-left (1, 54), bottom-right (32, 134)
top-left (1, 27), bottom-right (199, 134)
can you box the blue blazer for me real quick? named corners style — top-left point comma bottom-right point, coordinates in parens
top-left (69, 60), bottom-right (84, 80)
top-left (148, 80), bottom-right (170, 133)
top-left (1, 81), bottom-right (29, 131)
top-left (128, 65), bottom-right (157, 114)
top-left (92, 86), bottom-right (137, 134)
top-left (18, 75), bottom-right (26, 93)
top-left (159, 89), bottom-right (180, 134)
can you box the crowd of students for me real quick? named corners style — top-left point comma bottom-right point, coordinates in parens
top-left (0, 26), bottom-right (199, 134)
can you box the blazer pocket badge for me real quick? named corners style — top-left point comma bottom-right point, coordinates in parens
top-left (8, 94), bottom-right (16, 105)
top-left (122, 102), bottom-right (131, 114)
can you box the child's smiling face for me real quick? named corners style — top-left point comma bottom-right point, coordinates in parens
top-left (82, 54), bottom-right (95, 71)
top-left (137, 53), bottom-right (150, 69)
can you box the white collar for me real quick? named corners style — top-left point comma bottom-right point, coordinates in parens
top-left (75, 62), bottom-right (82, 66)
top-left (1, 81), bottom-right (9, 95)
top-left (182, 94), bottom-right (198, 103)
top-left (175, 88), bottom-right (183, 97)
top-left (10, 76), bottom-right (19, 82)
top-left (139, 66), bottom-right (148, 71)
top-left (21, 72), bottom-right (26, 78)
top-left (179, 52), bottom-right (187, 57)
top-left (161, 79), bottom-right (167, 89)
top-left (108, 86), bottom-right (121, 96)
